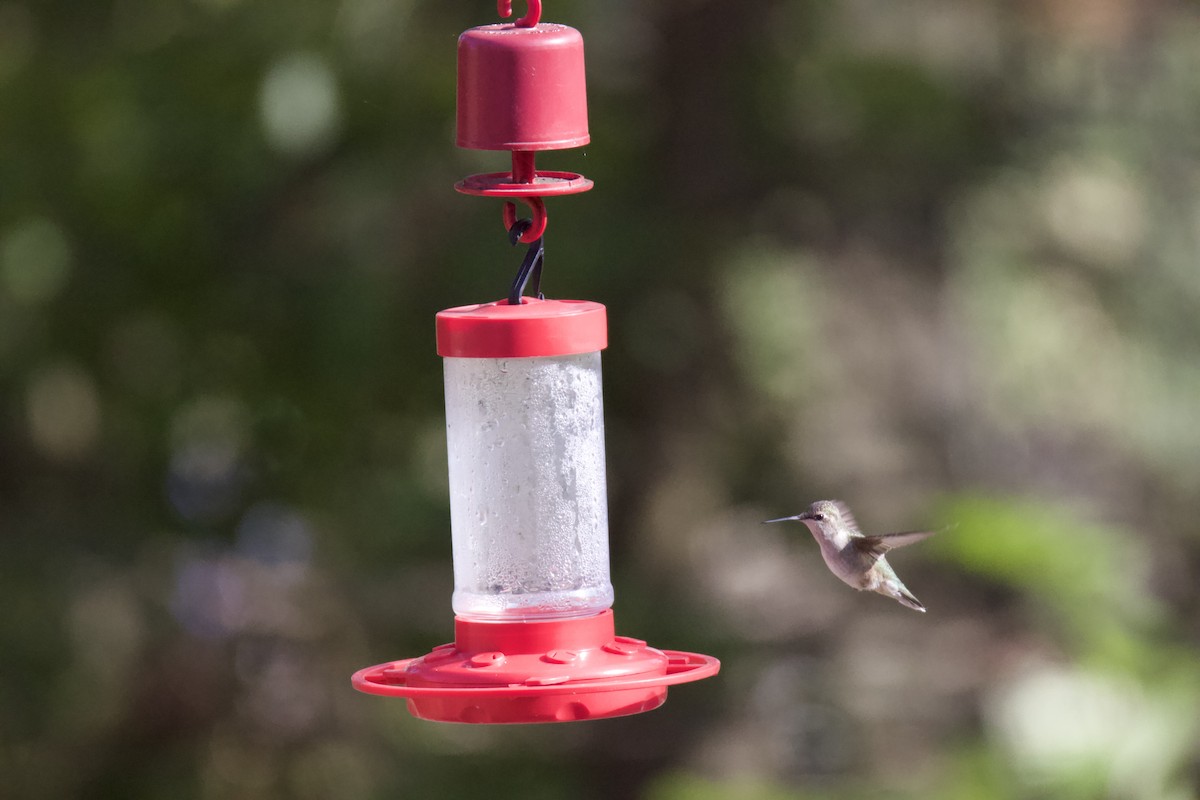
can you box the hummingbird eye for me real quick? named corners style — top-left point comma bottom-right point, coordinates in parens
top-left (811, 512), bottom-right (825, 521)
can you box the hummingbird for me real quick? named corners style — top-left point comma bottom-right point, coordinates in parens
top-left (764, 500), bottom-right (934, 612)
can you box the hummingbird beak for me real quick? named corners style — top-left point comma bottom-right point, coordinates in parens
top-left (762, 513), bottom-right (809, 524)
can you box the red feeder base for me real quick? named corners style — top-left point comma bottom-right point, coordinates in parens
top-left (352, 610), bottom-right (719, 724)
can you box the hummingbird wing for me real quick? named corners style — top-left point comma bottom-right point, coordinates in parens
top-left (831, 501), bottom-right (862, 534)
top-left (852, 530), bottom-right (935, 559)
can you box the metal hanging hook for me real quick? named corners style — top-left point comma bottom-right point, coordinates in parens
top-left (507, 234), bottom-right (545, 305)
top-left (502, 196), bottom-right (546, 244)
top-left (498, 0), bottom-right (541, 27)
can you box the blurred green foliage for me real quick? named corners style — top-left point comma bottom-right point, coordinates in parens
top-left (2, 0), bottom-right (1200, 798)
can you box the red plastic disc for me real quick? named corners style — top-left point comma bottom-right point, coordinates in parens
top-left (436, 297), bottom-right (607, 359)
top-left (455, 170), bottom-right (594, 198)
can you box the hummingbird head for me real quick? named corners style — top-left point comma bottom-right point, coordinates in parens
top-left (797, 499), bottom-right (844, 525)
top-left (763, 499), bottom-right (855, 531)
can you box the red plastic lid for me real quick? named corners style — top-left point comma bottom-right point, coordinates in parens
top-left (436, 298), bottom-right (607, 358)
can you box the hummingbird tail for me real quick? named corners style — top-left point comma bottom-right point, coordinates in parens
top-left (894, 587), bottom-right (926, 613)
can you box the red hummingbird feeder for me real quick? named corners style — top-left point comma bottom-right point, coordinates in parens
top-left (351, 0), bottom-right (719, 723)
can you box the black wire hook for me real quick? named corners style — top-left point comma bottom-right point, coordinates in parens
top-left (507, 221), bottom-right (545, 304)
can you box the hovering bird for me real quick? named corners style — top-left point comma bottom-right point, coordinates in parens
top-left (764, 499), bottom-right (934, 612)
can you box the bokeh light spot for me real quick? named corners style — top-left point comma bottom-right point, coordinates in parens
top-left (1042, 157), bottom-right (1146, 268)
top-left (259, 52), bottom-right (342, 157)
top-left (167, 395), bottom-right (249, 522)
top-left (26, 362), bottom-right (101, 461)
top-left (236, 502), bottom-right (313, 567)
top-left (1, 217), bottom-right (73, 306)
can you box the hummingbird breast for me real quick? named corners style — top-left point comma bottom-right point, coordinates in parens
top-left (819, 541), bottom-right (874, 589)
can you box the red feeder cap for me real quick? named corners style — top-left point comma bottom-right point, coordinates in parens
top-left (436, 298), bottom-right (607, 359)
top-left (457, 23), bottom-right (589, 152)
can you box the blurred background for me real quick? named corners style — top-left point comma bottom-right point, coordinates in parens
top-left (3, 0), bottom-right (1200, 797)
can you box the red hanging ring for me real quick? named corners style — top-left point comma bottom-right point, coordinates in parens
top-left (498, 0), bottom-right (541, 27)
top-left (503, 197), bottom-right (546, 243)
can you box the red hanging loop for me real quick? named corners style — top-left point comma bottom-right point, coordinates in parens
top-left (501, 151), bottom-right (544, 243)
top-left (503, 196), bottom-right (547, 243)
top-left (498, 0), bottom-right (541, 27)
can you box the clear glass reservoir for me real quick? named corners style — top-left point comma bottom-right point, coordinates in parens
top-left (444, 351), bottom-right (613, 620)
